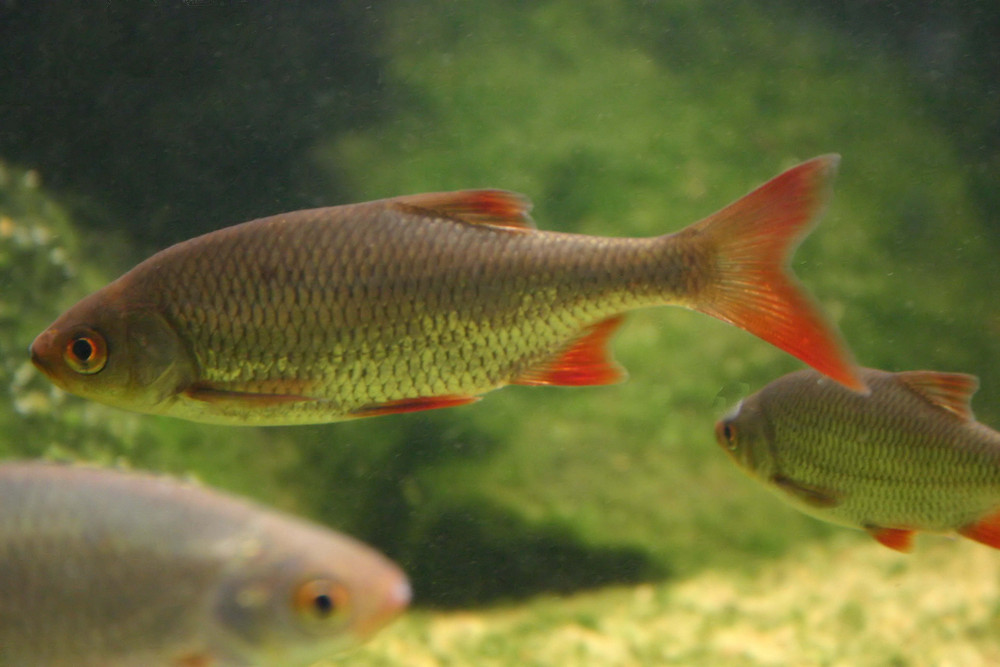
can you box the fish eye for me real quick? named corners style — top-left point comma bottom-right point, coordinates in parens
top-left (63, 329), bottom-right (108, 375)
top-left (293, 578), bottom-right (351, 625)
top-left (715, 420), bottom-right (738, 451)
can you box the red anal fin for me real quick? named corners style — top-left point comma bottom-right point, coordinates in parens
top-left (896, 370), bottom-right (979, 421)
top-left (351, 395), bottom-right (480, 418)
top-left (771, 474), bottom-right (841, 508)
top-left (392, 189), bottom-right (536, 231)
top-left (174, 653), bottom-right (215, 666)
top-left (514, 315), bottom-right (628, 386)
top-left (958, 508), bottom-right (1000, 549)
top-left (184, 383), bottom-right (313, 407)
top-left (865, 525), bottom-right (915, 552)
top-left (685, 155), bottom-right (867, 394)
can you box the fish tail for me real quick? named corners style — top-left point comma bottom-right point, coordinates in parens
top-left (681, 155), bottom-right (866, 392)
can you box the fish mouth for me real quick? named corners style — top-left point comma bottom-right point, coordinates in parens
top-left (29, 330), bottom-right (57, 378)
top-left (388, 577), bottom-right (412, 611)
top-left (356, 576), bottom-right (411, 639)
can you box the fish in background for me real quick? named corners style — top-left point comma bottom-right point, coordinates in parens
top-left (0, 461), bottom-right (410, 666)
top-left (31, 156), bottom-right (864, 425)
top-left (716, 367), bottom-right (1000, 552)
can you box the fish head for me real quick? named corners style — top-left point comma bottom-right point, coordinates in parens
top-left (714, 396), bottom-right (779, 479)
top-left (29, 284), bottom-right (197, 415)
top-left (210, 519), bottom-right (411, 664)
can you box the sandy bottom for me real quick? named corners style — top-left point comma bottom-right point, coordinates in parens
top-left (347, 534), bottom-right (1000, 666)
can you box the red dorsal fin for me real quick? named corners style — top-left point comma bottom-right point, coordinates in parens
top-left (350, 395), bottom-right (480, 418)
top-left (958, 508), bottom-right (1000, 549)
top-left (895, 371), bottom-right (979, 421)
top-left (865, 526), bottom-right (915, 552)
top-left (514, 315), bottom-right (628, 386)
top-left (392, 189), bottom-right (536, 231)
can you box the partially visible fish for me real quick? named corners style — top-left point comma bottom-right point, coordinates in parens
top-left (715, 367), bottom-right (1000, 552)
top-left (0, 461), bottom-right (410, 666)
top-left (30, 155), bottom-right (864, 425)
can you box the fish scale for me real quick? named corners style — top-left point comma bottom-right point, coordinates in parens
top-left (0, 461), bottom-right (409, 666)
top-left (718, 367), bottom-right (1000, 551)
top-left (168, 215), bottom-right (644, 404)
top-left (31, 157), bottom-right (864, 425)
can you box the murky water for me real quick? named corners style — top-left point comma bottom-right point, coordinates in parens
top-left (2, 2), bottom-right (999, 664)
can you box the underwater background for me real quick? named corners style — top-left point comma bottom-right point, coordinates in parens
top-left (2, 1), bottom-right (1000, 664)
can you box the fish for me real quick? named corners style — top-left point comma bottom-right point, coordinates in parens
top-left (0, 461), bottom-right (411, 666)
top-left (715, 367), bottom-right (1000, 552)
top-left (30, 155), bottom-right (863, 425)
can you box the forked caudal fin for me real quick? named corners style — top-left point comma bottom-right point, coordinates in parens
top-left (684, 155), bottom-right (866, 392)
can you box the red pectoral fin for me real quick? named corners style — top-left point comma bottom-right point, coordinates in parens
top-left (958, 508), bottom-right (1000, 549)
top-left (184, 383), bottom-right (314, 407)
top-left (514, 315), bottom-right (628, 387)
top-left (771, 474), bottom-right (842, 508)
top-left (865, 526), bottom-right (915, 553)
top-left (350, 395), bottom-right (480, 418)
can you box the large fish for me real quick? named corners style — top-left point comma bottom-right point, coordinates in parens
top-left (31, 156), bottom-right (863, 425)
top-left (0, 461), bottom-right (410, 666)
top-left (715, 367), bottom-right (1000, 552)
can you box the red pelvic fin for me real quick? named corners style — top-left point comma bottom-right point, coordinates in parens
top-left (896, 370), bottom-right (979, 421)
top-left (514, 314), bottom-right (628, 386)
top-left (184, 382), bottom-right (313, 407)
top-left (391, 189), bottom-right (536, 231)
top-left (350, 394), bottom-right (480, 418)
top-left (865, 526), bottom-right (915, 553)
top-left (958, 508), bottom-right (1000, 549)
top-left (683, 155), bottom-right (867, 393)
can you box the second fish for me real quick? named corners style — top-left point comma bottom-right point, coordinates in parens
top-left (31, 156), bottom-right (864, 425)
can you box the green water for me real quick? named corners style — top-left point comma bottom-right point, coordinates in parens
top-left (2, 2), bottom-right (999, 664)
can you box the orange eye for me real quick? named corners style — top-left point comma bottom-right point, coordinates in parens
top-left (715, 420), bottom-right (738, 451)
top-left (63, 329), bottom-right (108, 375)
top-left (293, 578), bottom-right (351, 625)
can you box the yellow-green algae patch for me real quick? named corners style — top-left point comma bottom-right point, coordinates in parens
top-left (347, 534), bottom-right (1000, 666)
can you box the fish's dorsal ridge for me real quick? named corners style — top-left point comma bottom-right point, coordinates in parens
top-left (895, 370), bottom-right (979, 421)
top-left (389, 189), bottom-right (536, 231)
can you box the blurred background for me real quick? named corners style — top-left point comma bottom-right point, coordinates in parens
top-left (2, 2), bottom-right (999, 663)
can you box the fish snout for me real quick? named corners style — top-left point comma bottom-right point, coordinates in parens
top-left (356, 573), bottom-right (411, 640)
top-left (29, 329), bottom-right (58, 377)
top-left (387, 577), bottom-right (412, 613)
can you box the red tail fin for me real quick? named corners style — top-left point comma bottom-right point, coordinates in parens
top-left (683, 155), bottom-right (866, 392)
